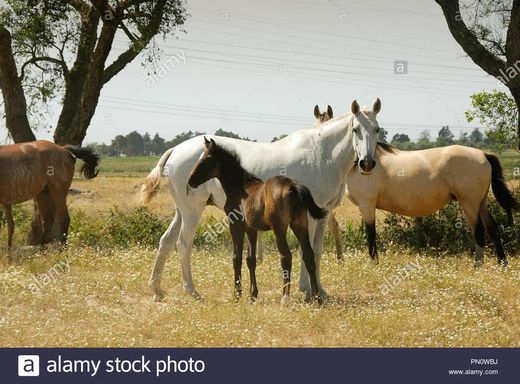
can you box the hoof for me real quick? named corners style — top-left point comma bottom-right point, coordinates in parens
top-left (191, 290), bottom-right (202, 300)
top-left (474, 260), bottom-right (484, 268)
top-left (280, 295), bottom-right (290, 305)
top-left (153, 290), bottom-right (165, 302)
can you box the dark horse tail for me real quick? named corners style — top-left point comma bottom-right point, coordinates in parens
top-left (485, 153), bottom-right (518, 224)
top-left (65, 146), bottom-right (100, 179)
top-left (290, 184), bottom-right (328, 220)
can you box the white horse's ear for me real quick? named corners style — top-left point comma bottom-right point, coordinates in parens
top-left (204, 136), bottom-right (211, 148)
top-left (351, 100), bottom-right (360, 115)
top-left (210, 138), bottom-right (216, 148)
top-left (314, 105), bottom-right (320, 119)
top-left (373, 98), bottom-right (381, 114)
top-left (327, 105), bottom-right (333, 118)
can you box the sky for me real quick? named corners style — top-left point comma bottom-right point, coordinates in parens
top-left (2, 0), bottom-right (503, 144)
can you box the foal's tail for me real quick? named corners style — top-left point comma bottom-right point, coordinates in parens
top-left (65, 146), bottom-right (100, 179)
top-left (141, 148), bottom-right (174, 204)
top-left (290, 184), bottom-right (328, 220)
top-left (485, 153), bottom-right (518, 224)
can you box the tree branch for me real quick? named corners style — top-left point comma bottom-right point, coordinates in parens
top-left (19, 56), bottom-right (69, 81)
top-left (435, 0), bottom-right (507, 79)
top-left (103, 0), bottom-right (167, 83)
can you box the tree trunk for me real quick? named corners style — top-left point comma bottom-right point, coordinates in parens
top-left (511, 86), bottom-right (520, 150)
top-left (0, 27), bottom-right (35, 142)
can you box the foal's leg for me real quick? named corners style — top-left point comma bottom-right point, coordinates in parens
top-left (245, 229), bottom-right (259, 300)
top-left (256, 231), bottom-right (264, 263)
top-left (149, 211), bottom-right (182, 301)
top-left (229, 221), bottom-right (246, 299)
top-left (479, 204), bottom-right (507, 266)
top-left (328, 213), bottom-right (343, 261)
top-left (273, 226), bottom-right (292, 304)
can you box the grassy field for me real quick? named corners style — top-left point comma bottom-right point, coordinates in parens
top-left (1, 150), bottom-right (520, 347)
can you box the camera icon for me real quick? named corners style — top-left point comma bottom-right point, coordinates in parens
top-left (18, 355), bottom-right (40, 377)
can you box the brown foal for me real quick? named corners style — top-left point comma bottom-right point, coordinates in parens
top-left (188, 138), bottom-right (327, 304)
top-left (0, 140), bottom-right (99, 253)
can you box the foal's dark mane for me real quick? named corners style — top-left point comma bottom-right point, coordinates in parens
top-left (211, 142), bottom-right (261, 189)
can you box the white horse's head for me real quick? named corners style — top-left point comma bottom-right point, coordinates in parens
top-left (350, 98), bottom-right (381, 175)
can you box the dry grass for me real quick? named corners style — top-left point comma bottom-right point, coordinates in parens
top-left (0, 176), bottom-right (519, 347)
top-left (1, 244), bottom-right (519, 347)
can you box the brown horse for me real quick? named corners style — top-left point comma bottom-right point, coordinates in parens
top-left (0, 140), bottom-right (99, 253)
top-left (188, 137), bottom-right (327, 304)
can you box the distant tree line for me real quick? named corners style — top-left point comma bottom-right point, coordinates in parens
top-left (383, 126), bottom-right (502, 151)
top-left (90, 125), bottom-right (507, 157)
top-left (90, 129), bottom-right (255, 156)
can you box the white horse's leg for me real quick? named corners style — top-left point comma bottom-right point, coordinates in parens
top-left (177, 204), bottom-right (205, 299)
top-left (256, 231), bottom-right (264, 263)
top-left (299, 217), bottom-right (315, 294)
top-left (312, 217), bottom-right (328, 297)
top-left (149, 211), bottom-right (182, 301)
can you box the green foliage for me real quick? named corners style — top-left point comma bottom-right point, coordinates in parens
top-left (214, 129), bottom-right (255, 142)
top-left (271, 134), bottom-right (288, 142)
top-left (436, 126), bottom-right (455, 146)
top-left (466, 90), bottom-right (518, 146)
top-left (391, 133), bottom-right (410, 144)
top-left (380, 186), bottom-right (520, 254)
top-left (69, 207), bottom-right (168, 248)
top-left (381, 202), bottom-right (472, 254)
top-left (378, 127), bottom-right (389, 143)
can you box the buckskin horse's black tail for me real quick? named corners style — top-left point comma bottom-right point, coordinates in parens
top-left (65, 146), bottom-right (100, 179)
top-left (485, 153), bottom-right (518, 224)
top-left (290, 184), bottom-right (328, 220)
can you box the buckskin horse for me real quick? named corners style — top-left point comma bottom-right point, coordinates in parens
top-left (0, 140), bottom-right (99, 254)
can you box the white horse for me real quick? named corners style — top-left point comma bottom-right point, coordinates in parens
top-left (142, 99), bottom-right (382, 301)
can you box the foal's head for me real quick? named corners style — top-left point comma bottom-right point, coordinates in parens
top-left (313, 105), bottom-right (333, 124)
top-left (188, 137), bottom-right (251, 194)
top-left (350, 98), bottom-right (382, 175)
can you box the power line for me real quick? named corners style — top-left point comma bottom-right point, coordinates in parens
top-left (100, 96), bottom-right (483, 132)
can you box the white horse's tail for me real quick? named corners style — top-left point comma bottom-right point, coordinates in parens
top-left (141, 148), bottom-right (174, 204)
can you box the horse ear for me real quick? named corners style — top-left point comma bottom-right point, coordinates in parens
top-left (204, 136), bottom-right (211, 148)
top-left (351, 100), bottom-right (360, 115)
top-left (373, 98), bottom-right (381, 114)
top-left (314, 105), bottom-right (320, 119)
top-left (209, 138), bottom-right (216, 149)
top-left (327, 105), bottom-right (333, 117)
